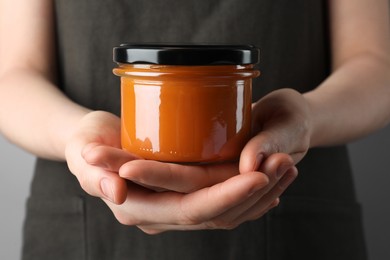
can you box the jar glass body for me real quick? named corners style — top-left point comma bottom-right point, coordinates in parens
top-left (113, 64), bottom-right (259, 163)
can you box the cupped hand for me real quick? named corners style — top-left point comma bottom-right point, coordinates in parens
top-left (80, 137), bottom-right (296, 233)
top-left (65, 111), bottom-right (139, 204)
top-left (73, 88), bottom-right (309, 233)
top-left (105, 88), bottom-right (311, 233)
top-left (104, 153), bottom-right (297, 234)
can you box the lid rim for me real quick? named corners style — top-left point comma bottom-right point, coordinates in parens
top-left (113, 44), bottom-right (260, 65)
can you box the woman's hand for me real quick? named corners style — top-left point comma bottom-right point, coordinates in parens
top-left (106, 153), bottom-right (297, 234)
top-left (73, 88), bottom-right (311, 233)
top-left (240, 88), bottom-right (313, 173)
top-left (78, 132), bottom-right (296, 234)
top-left (76, 88), bottom-right (311, 234)
top-left (68, 117), bottom-right (297, 233)
top-left (65, 111), bottom-right (139, 204)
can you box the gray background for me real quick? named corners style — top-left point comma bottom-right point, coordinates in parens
top-left (1, 126), bottom-right (390, 259)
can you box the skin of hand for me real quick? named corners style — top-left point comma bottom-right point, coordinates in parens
top-left (78, 89), bottom-right (308, 233)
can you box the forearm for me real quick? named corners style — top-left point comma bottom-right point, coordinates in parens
top-left (305, 52), bottom-right (390, 147)
top-left (0, 68), bottom-right (90, 160)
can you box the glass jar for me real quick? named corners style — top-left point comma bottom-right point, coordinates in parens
top-left (113, 44), bottom-right (260, 163)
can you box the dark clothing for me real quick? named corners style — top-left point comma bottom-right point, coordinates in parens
top-left (22, 0), bottom-right (367, 259)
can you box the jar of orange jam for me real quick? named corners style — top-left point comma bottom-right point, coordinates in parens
top-left (113, 44), bottom-right (260, 163)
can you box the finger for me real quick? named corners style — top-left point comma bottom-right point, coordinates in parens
top-left (103, 182), bottom-right (182, 226)
top-left (82, 143), bottom-right (141, 171)
top-left (239, 132), bottom-right (283, 174)
top-left (233, 167), bottom-right (298, 224)
top-left (258, 153), bottom-right (294, 180)
top-left (105, 172), bottom-right (269, 226)
top-left (66, 143), bottom-right (128, 205)
top-left (136, 198), bottom-right (281, 233)
top-left (136, 165), bottom-right (294, 232)
top-left (136, 223), bottom-right (208, 234)
top-left (119, 160), bottom-right (239, 193)
top-left (202, 156), bottom-right (293, 228)
top-left (151, 154), bottom-right (292, 229)
top-left (179, 172), bottom-right (269, 225)
top-left (75, 163), bottom-right (128, 205)
top-left (239, 128), bottom-right (305, 174)
top-left (134, 173), bottom-right (288, 233)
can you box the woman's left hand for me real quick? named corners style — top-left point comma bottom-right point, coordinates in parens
top-left (239, 88), bottom-right (313, 173)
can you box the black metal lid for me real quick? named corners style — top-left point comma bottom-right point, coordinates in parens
top-left (113, 44), bottom-right (260, 65)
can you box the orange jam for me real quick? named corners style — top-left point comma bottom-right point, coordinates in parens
top-left (113, 44), bottom-right (260, 163)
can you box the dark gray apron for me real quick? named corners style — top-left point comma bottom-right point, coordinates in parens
top-left (22, 0), bottom-right (367, 259)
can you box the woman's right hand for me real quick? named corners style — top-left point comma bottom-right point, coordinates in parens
top-left (65, 110), bottom-right (139, 204)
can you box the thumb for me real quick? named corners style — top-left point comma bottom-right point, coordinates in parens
top-left (239, 132), bottom-right (281, 174)
top-left (98, 172), bottom-right (128, 205)
top-left (66, 141), bottom-right (128, 205)
top-left (82, 142), bottom-right (140, 172)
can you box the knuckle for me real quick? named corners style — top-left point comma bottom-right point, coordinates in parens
top-left (77, 175), bottom-right (90, 193)
top-left (115, 213), bottom-right (131, 226)
top-left (178, 200), bottom-right (202, 226)
top-left (138, 227), bottom-right (162, 235)
top-left (204, 220), bottom-right (218, 229)
top-left (113, 212), bottom-right (139, 226)
top-left (270, 141), bottom-right (283, 154)
top-left (178, 212), bottom-right (201, 226)
top-left (249, 209), bottom-right (268, 221)
top-left (204, 219), bottom-right (238, 230)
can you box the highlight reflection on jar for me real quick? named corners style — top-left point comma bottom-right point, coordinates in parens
top-left (113, 44), bottom-right (260, 163)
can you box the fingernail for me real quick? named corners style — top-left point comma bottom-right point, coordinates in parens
top-left (101, 178), bottom-right (115, 203)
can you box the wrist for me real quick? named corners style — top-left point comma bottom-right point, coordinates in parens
top-left (49, 105), bottom-right (91, 161)
top-left (303, 91), bottom-right (323, 148)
